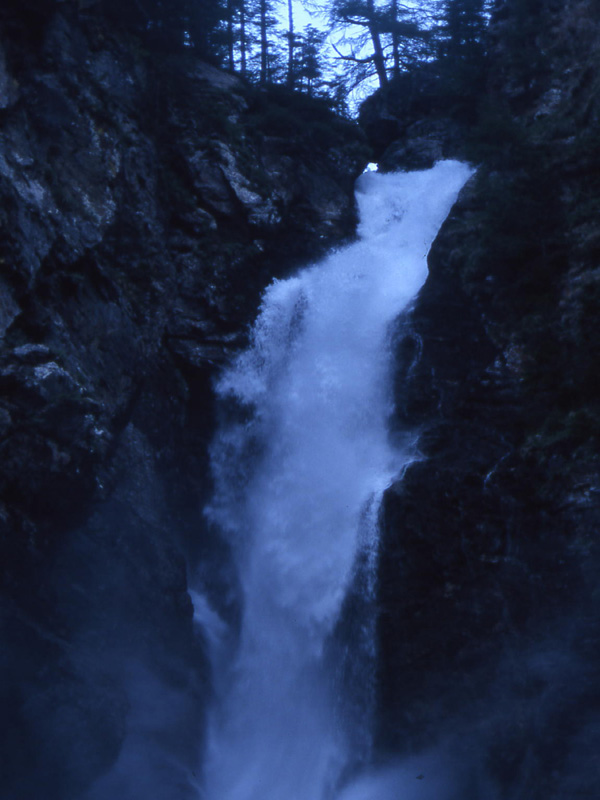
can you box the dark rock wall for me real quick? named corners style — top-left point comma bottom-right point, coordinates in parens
top-left (0, 7), bottom-right (367, 798)
top-left (374, 0), bottom-right (600, 797)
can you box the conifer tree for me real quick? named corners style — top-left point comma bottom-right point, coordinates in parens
top-left (247, 0), bottom-right (282, 82)
top-left (435, 0), bottom-right (489, 99)
top-left (296, 25), bottom-right (326, 94)
top-left (329, 0), bottom-right (428, 90)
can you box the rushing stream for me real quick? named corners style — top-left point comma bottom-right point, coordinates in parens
top-left (199, 161), bottom-right (474, 800)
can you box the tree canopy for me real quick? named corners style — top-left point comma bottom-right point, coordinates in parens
top-left (4, 0), bottom-right (491, 111)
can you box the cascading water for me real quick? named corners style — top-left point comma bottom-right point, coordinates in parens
top-left (200, 161), bottom-right (474, 800)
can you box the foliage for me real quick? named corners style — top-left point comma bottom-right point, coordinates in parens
top-left (329, 0), bottom-right (432, 90)
top-left (295, 26), bottom-right (327, 94)
top-left (96, 0), bottom-right (223, 55)
top-left (434, 0), bottom-right (490, 101)
top-left (245, 82), bottom-right (368, 144)
top-left (326, 0), bottom-right (491, 107)
top-left (1, 0), bottom-right (493, 113)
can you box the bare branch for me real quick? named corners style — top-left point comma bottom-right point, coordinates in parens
top-left (331, 40), bottom-right (375, 63)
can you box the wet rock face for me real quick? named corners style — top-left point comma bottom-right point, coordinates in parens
top-left (375, 0), bottom-right (600, 795)
top-left (0, 6), bottom-right (367, 798)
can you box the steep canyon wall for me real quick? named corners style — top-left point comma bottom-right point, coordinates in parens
top-left (369, 1), bottom-right (600, 796)
top-left (0, 7), bottom-right (367, 797)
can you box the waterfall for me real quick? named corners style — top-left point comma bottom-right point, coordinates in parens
top-left (200, 161), bottom-right (474, 800)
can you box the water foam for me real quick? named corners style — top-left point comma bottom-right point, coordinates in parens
top-left (201, 161), bottom-right (474, 800)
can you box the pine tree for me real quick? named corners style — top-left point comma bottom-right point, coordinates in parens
top-left (435, 0), bottom-right (489, 100)
top-left (244, 0), bottom-right (282, 83)
top-left (296, 26), bottom-right (326, 95)
top-left (329, 0), bottom-right (428, 90)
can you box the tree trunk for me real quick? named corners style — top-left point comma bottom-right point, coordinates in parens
top-left (287, 0), bottom-right (295, 87)
top-left (240, 0), bottom-right (247, 76)
top-left (260, 0), bottom-right (268, 84)
top-left (227, 0), bottom-right (235, 71)
top-left (369, 24), bottom-right (388, 87)
top-left (390, 0), bottom-right (400, 77)
top-left (367, 0), bottom-right (388, 87)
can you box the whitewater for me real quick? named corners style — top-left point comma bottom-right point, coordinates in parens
top-left (200, 160), bottom-right (474, 800)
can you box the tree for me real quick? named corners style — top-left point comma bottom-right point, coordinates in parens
top-left (329, 0), bottom-right (430, 91)
top-left (239, 0), bottom-right (249, 75)
top-left (244, 0), bottom-right (283, 83)
top-left (286, 0), bottom-right (296, 86)
top-left (331, 0), bottom-right (387, 87)
top-left (382, 0), bottom-right (429, 78)
top-left (435, 0), bottom-right (489, 100)
top-left (97, 0), bottom-right (227, 57)
top-left (295, 25), bottom-right (327, 95)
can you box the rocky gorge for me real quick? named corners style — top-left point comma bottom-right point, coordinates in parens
top-left (1, 0), bottom-right (599, 798)
top-left (0, 6), bottom-right (367, 797)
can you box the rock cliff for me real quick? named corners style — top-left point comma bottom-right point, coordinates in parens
top-left (0, 6), bottom-right (367, 798)
top-left (370, 0), bottom-right (600, 796)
